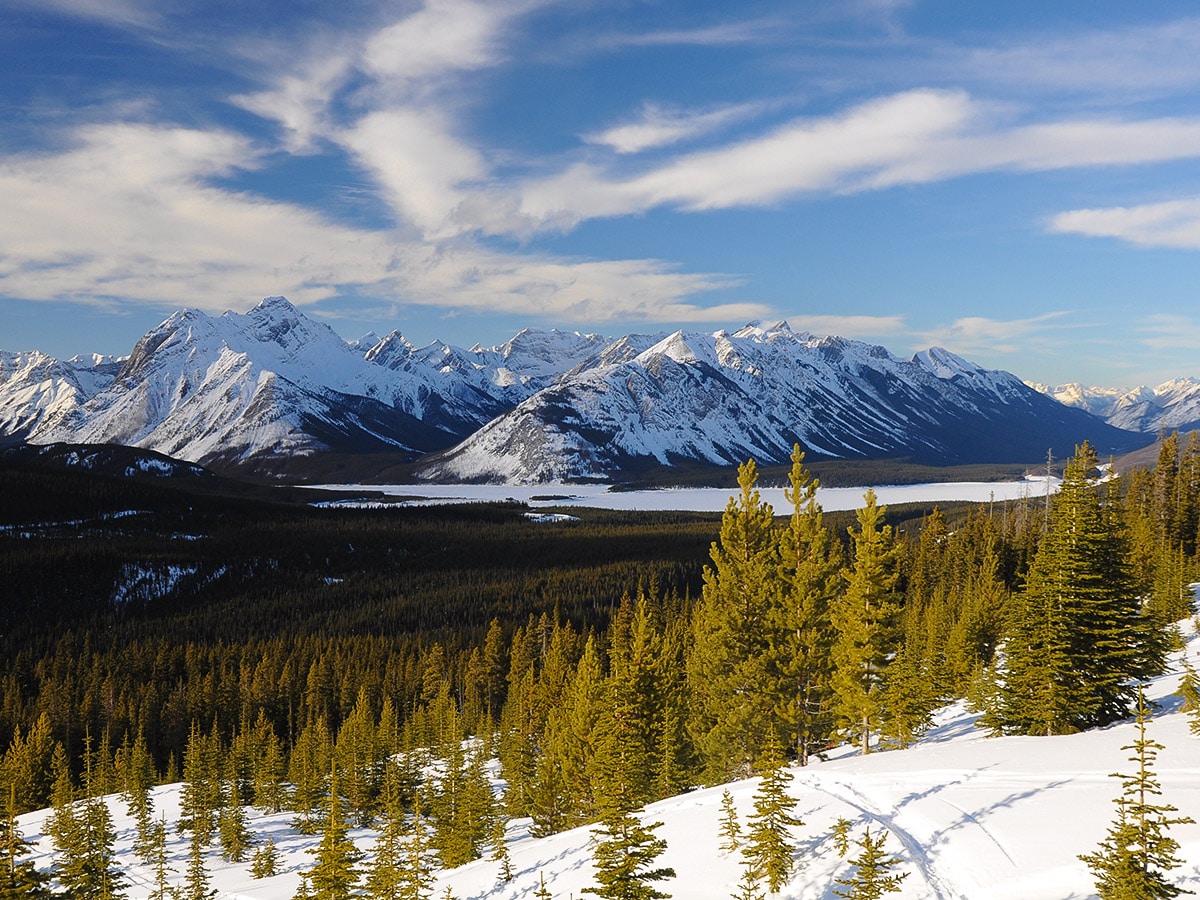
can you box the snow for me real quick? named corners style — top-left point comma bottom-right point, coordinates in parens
top-left (302, 478), bottom-right (1060, 513)
top-left (17, 621), bottom-right (1200, 899)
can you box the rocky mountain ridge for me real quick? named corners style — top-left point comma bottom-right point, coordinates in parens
top-left (0, 297), bottom-right (1148, 482)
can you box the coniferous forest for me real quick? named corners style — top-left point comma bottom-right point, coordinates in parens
top-left (2, 435), bottom-right (1198, 898)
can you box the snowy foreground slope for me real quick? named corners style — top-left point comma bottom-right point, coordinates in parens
top-left (19, 624), bottom-right (1200, 900)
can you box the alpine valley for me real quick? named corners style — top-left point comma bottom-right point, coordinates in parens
top-left (0, 296), bottom-right (1151, 483)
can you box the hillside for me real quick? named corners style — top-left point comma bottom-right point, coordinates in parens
top-left (15, 621), bottom-right (1200, 900)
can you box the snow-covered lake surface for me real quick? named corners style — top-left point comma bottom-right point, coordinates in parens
top-left (18, 620), bottom-right (1200, 900)
top-left (305, 477), bottom-right (1061, 513)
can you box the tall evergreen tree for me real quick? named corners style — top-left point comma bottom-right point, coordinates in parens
top-left (307, 769), bottom-right (362, 900)
top-left (180, 827), bottom-right (217, 900)
top-left (688, 460), bottom-right (780, 781)
top-left (985, 444), bottom-right (1166, 735)
top-left (0, 785), bottom-right (55, 899)
top-left (1079, 689), bottom-right (1195, 899)
top-left (143, 816), bottom-right (178, 900)
top-left (1179, 660), bottom-right (1200, 736)
top-left (831, 490), bottom-right (902, 754)
top-left (772, 445), bottom-right (841, 766)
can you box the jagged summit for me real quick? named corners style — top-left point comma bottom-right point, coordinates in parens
top-left (0, 297), bottom-right (1149, 482)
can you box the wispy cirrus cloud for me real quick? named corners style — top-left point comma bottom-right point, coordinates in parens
top-left (583, 101), bottom-right (768, 154)
top-left (1050, 198), bottom-right (1200, 249)
top-left (1138, 314), bottom-right (1200, 350)
top-left (914, 313), bottom-right (1072, 355)
top-left (955, 18), bottom-right (1200, 97)
top-left (516, 89), bottom-right (1200, 233)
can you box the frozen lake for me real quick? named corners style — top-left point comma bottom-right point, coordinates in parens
top-left (305, 476), bottom-right (1060, 513)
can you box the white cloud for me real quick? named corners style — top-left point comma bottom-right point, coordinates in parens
top-left (362, 0), bottom-right (518, 89)
top-left (1050, 198), bottom-right (1200, 249)
top-left (914, 313), bottom-right (1070, 355)
top-left (517, 90), bottom-right (1200, 233)
top-left (231, 53), bottom-right (355, 153)
top-left (606, 18), bottom-right (785, 49)
top-left (0, 121), bottom-right (744, 326)
top-left (341, 107), bottom-right (489, 237)
top-left (584, 102), bottom-right (765, 154)
top-left (10, 0), bottom-right (159, 28)
top-left (958, 18), bottom-right (1200, 96)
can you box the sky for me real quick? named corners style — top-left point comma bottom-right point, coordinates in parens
top-left (4, 1), bottom-right (1200, 388)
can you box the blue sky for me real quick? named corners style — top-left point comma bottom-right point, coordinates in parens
top-left (4, 0), bottom-right (1200, 387)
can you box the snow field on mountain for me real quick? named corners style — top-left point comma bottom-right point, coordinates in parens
top-left (16, 620), bottom-right (1200, 900)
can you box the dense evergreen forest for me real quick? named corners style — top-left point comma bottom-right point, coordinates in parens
top-left (1, 435), bottom-right (1197, 897)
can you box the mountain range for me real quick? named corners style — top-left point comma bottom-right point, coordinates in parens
top-left (0, 296), bottom-right (1151, 483)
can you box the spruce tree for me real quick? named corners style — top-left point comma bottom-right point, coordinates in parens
top-left (1179, 659), bottom-right (1200, 736)
top-left (250, 836), bottom-right (280, 879)
top-left (218, 758), bottom-right (255, 863)
top-left (831, 489), bottom-right (902, 754)
top-left (773, 445), bottom-right (841, 766)
top-left (491, 812), bottom-right (513, 883)
top-left (584, 810), bottom-right (676, 900)
top-left (120, 727), bottom-right (157, 863)
top-left (987, 444), bottom-right (1166, 735)
top-left (832, 827), bottom-right (908, 899)
top-left (307, 769), bottom-right (362, 900)
top-left (718, 789), bottom-right (741, 855)
top-left (1079, 689), bottom-right (1195, 899)
top-left (741, 738), bottom-right (801, 894)
top-left (688, 460), bottom-right (780, 781)
top-left (0, 785), bottom-right (55, 899)
top-left (144, 815), bottom-right (179, 900)
top-left (180, 827), bottom-right (217, 900)
top-left (534, 872), bottom-right (553, 900)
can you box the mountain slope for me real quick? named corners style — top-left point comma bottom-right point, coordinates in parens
top-left (31, 298), bottom-right (488, 471)
top-left (15, 621), bottom-right (1200, 899)
top-left (1038, 379), bottom-right (1200, 434)
top-left (419, 323), bottom-right (1144, 483)
top-left (0, 350), bottom-right (123, 441)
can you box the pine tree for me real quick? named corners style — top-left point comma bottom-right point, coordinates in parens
top-left (731, 863), bottom-right (765, 900)
top-left (877, 645), bottom-right (937, 750)
top-left (491, 813), bottom-right (513, 883)
top-left (1079, 689), bottom-right (1195, 899)
top-left (741, 738), bottom-right (801, 894)
top-left (534, 872), bottom-right (553, 900)
top-left (832, 818), bottom-right (853, 858)
top-left (986, 444), bottom-right (1166, 735)
top-left (718, 790), bottom-right (741, 855)
top-left (250, 836), bottom-right (280, 879)
top-left (1179, 659), bottom-right (1200, 736)
top-left (120, 727), bottom-right (157, 863)
top-left (831, 489), bottom-right (902, 754)
top-left (144, 816), bottom-right (178, 900)
top-left (307, 769), bottom-right (362, 900)
top-left (832, 827), bottom-right (908, 899)
top-left (584, 810), bottom-right (676, 900)
top-left (218, 757), bottom-right (255, 863)
top-left (290, 718), bottom-right (332, 835)
top-left (688, 459), bottom-right (780, 781)
top-left (0, 784), bottom-right (55, 899)
top-left (773, 445), bottom-right (841, 766)
top-left (180, 827), bottom-right (217, 900)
